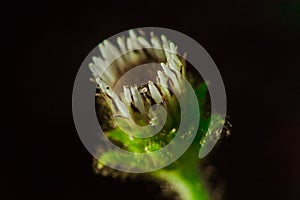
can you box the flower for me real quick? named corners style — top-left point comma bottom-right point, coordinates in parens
top-left (89, 30), bottom-right (194, 153)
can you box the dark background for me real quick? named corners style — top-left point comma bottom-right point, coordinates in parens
top-left (11, 0), bottom-right (300, 199)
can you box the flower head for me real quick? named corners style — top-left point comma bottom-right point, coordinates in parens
top-left (88, 29), bottom-right (229, 173)
top-left (89, 30), bottom-right (196, 150)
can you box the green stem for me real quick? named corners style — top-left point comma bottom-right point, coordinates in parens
top-left (151, 166), bottom-right (209, 200)
top-left (150, 132), bottom-right (210, 200)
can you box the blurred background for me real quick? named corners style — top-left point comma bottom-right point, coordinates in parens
top-left (11, 0), bottom-right (300, 199)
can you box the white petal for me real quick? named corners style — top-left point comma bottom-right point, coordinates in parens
top-left (161, 63), bottom-right (180, 93)
top-left (104, 40), bottom-right (121, 60)
top-left (91, 63), bottom-right (115, 84)
top-left (169, 42), bottom-right (177, 54)
top-left (157, 70), bottom-right (168, 88)
top-left (137, 36), bottom-right (152, 48)
top-left (112, 93), bottom-right (130, 118)
top-left (138, 29), bottom-right (145, 36)
top-left (150, 33), bottom-right (162, 49)
top-left (126, 37), bottom-right (133, 51)
top-left (137, 36), bottom-right (157, 59)
top-left (148, 81), bottom-right (162, 104)
top-left (99, 43), bottom-right (109, 61)
top-left (117, 36), bottom-right (127, 53)
top-left (123, 85), bottom-right (132, 105)
top-left (161, 35), bottom-right (170, 50)
top-left (129, 29), bottom-right (137, 41)
top-left (99, 41), bottom-right (117, 63)
top-left (88, 63), bottom-right (100, 77)
top-left (150, 32), bottom-right (164, 60)
top-left (130, 86), bottom-right (145, 115)
top-left (92, 56), bottom-right (105, 69)
top-left (157, 70), bottom-right (171, 98)
top-left (167, 52), bottom-right (182, 68)
top-left (127, 37), bottom-right (141, 50)
top-left (168, 58), bottom-right (181, 77)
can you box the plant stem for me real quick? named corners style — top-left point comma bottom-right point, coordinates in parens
top-left (152, 166), bottom-right (209, 200)
top-left (150, 142), bottom-right (209, 200)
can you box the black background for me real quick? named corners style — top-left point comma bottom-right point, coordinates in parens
top-left (11, 0), bottom-right (300, 199)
